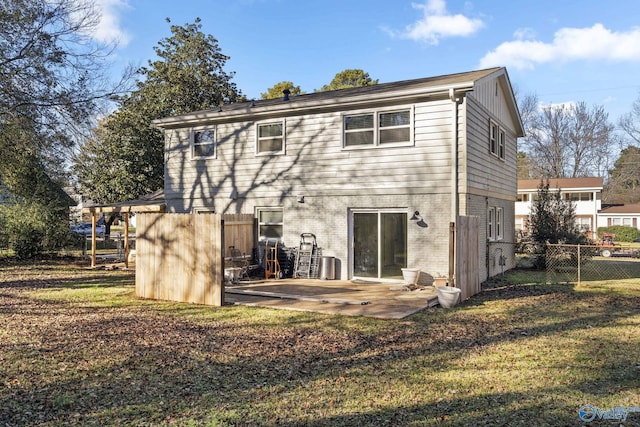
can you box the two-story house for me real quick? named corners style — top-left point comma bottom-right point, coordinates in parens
top-left (516, 177), bottom-right (603, 239)
top-left (153, 67), bottom-right (524, 284)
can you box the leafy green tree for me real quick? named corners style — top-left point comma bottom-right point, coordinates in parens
top-left (74, 18), bottom-right (243, 204)
top-left (261, 81), bottom-right (303, 100)
top-left (528, 180), bottom-right (586, 269)
top-left (530, 181), bottom-right (580, 245)
top-left (0, 0), bottom-right (127, 161)
top-left (604, 145), bottom-right (640, 204)
top-left (317, 69), bottom-right (378, 92)
top-left (0, 0), bottom-right (127, 257)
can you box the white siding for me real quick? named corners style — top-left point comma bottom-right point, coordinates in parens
top-left (165, 100), bottom-right (455, 214)
top-left (462, 95), bottom-right (517, 199)
top-left (470, 75), bottom-right (519, 133)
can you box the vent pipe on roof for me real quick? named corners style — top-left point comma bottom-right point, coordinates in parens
top-left (283, 89), bottom-right (290, 101)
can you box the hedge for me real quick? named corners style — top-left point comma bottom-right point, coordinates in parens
top-left (596, 226), bottom-right (640, 242)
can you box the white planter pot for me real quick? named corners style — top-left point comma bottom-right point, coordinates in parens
top-left (436, 286), bottom-right (462, 308)
top-left (401, 268), bottom-right (421, 285)
top-left (224, 268), bottom-right (243, 283)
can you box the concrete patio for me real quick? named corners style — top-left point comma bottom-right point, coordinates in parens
top-left (225, 278), bottom-right (440, 319)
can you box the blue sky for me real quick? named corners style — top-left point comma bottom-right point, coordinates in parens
top-left (93, 0), bottom-right (640, 122)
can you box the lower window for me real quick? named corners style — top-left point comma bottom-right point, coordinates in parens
top-left (257, 208), bottom-right (283, 241)
top-left (488, 206), bottom-right (504, 241)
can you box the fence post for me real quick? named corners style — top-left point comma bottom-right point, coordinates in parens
top-left (577, 244), bottom-right (581, 286)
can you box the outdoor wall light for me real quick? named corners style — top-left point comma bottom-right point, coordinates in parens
top-left (297, 194), bottom-right (305, 203)
top-left (410, 211), bottom-right (428, 228)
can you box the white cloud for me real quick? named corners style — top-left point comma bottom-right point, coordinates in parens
top-left (91, 0), bottom-right (131, 46)
top-left (388, 0), bottom-right (484, 45)
top-left (480, 24), bottom-right (640, 70)
top-left (513, 27), bottom-right (536, 41)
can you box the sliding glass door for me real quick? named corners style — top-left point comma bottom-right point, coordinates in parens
top-left (352, 210), bottom-right (407, 280)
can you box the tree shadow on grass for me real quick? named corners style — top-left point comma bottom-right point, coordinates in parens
top-left (1, 266), bottom-right (639, 426)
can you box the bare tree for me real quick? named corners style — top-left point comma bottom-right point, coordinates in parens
top-left (619, 92), bottom-right (640, 146)
top-left (518, 97), bottom-right (615, 178)
top-left (567, 103), bottom-right (615, 177)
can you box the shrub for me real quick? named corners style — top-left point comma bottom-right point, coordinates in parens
top-left (597, 226), bottom-right (639, 242)
top-left (0, 200), bottom-right (70, 259)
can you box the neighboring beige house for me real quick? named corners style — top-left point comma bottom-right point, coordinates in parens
top-left (153, 67), bottom-right (524, 283)
top-left (516, 177), bottom-right (604, 239)
top-left (598, 203), bottom-right (640, 230)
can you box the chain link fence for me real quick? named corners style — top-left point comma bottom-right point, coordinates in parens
top-left (0, 232), bottom-right (134, 262)
top-left (545, 243), bottom-right (640, 285)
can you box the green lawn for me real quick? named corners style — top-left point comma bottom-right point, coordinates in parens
top-left (1, 260), bottom-right (639, 426)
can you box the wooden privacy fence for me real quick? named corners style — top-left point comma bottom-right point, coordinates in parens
top-left (455, 215), bottom-right (480, 301)
top-left (135, 213), bottom-right (255, 306)
top-left (222, 214), bottom-right (255, 259)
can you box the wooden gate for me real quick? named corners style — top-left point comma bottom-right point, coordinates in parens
top-left (455, 215), bottom-right (480, 301)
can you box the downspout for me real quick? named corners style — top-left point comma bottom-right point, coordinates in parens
top-left (449, 88), bottom-right (460, 286)
top-left (449, 88), bottom-right (459, 224)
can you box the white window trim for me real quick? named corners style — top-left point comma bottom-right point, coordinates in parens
top-left (488, 206), bottom-right (504, 241)
top-left (255, 119), bottom-right (286, 156)
top-left (342, 106), bottom-right (414, 150)
top-left (488, 207), bottom-right (495, 241)
top-left (489, 120), bottom-right (506, 160)
top-left (496, 207), bottom-right (504, 240)
top-left (190, 126), bottom-right (216, 160)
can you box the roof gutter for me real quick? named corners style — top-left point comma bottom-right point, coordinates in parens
top-left (153, 82), bottom-right (477, 129)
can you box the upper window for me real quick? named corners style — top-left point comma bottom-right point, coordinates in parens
top-left (517, 194), bottom-right (529, 202)
top-left (490, 122), bottom-right (498, 156)
top-left (379, 110), bottom-right (411, 144)
top-left (191, 128), bottom-right (216, 159)
top-left (344, 114), bottom-right (374, 146)
top-left (344, 108), bottom-right (412, 148)
top-left (564, 192), bottom-right (593, 202)
top-left (257, 121), bottom-right (285, 155)
top-left (489, 120), bottom-right (505, 160)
